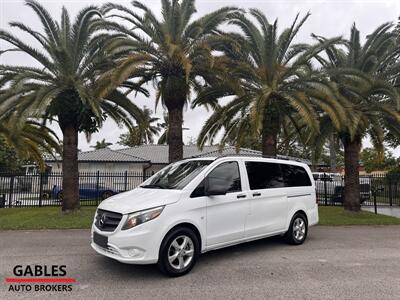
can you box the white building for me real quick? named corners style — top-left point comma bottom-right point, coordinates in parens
top-left (46, 145), bottom-right (267, 174)
top-left (46, 144), bottom-right (311, 175)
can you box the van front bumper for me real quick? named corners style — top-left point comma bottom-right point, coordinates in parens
top-left (91, 222), bottom-right (161, 265)
top-left (90, 242), bottom-right (158, 264)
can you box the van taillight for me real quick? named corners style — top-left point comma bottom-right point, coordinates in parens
top-left (315, 188), bottom-right (318, 204)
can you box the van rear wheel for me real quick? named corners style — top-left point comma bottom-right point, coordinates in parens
top-left (284, 213), bottom-right (308, 245)
top-left (157, 227), bottom-right (200, 277)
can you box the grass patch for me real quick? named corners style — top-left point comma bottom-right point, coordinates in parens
top-left (0, 206), bottom-right (399, 230)
top-left (318, 206), bottom-right (400, 225)
top-left (0, 206), bottom-right (96, 230)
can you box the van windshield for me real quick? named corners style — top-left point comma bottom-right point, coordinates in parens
top-left (141, 160), bottom-right (212, 190)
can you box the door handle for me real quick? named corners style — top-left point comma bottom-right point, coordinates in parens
top-left (253, 192), bottom-right (261, 197)
top-left (237, 194), bottom-right (247, 199)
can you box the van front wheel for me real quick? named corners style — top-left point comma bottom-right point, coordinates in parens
top-left (157, 227), bottom-right (200, 277)
top-left (284, 213), bottom-right (308, 245)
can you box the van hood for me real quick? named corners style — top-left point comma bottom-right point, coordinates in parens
top-left (98, 188), bottom-right (182, 214)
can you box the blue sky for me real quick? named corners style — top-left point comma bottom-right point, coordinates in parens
top-left (1, 0), bottom-right (399, 154)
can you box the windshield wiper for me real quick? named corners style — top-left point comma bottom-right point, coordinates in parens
top-left (140, 184), bottom-right (167, 189)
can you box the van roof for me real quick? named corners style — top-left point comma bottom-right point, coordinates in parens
top-left (184, 155), bottom-right (309, 166)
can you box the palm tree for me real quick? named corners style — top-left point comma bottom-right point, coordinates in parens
top-left (91, 139), bottom-right (112, 150)
top-left (118, 107), bottom-right (161, 146)
top-left (311, 23), bottom-right (400, 211)
top-left (328, 133), bottom-right (339, 172)
top-left (0, 118), bottom-right (60, 170)
top-left (193, 10), bottom-right (346, 156)
top-left (101, 0), bottom-right (238, 162)
top-left (0, 1), bottom-right (146, 212)
top-left (157, 113), bottom-right (189, 144)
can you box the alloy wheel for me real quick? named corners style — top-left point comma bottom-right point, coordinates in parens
top-left (293, 217), bottom-right (306, 241)
top-left (167, 235), bottom-right (194, 270)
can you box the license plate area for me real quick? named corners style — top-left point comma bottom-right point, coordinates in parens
top-left (93, 231), bottom-right (108, 248)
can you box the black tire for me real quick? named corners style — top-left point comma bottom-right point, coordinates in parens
top-left (284, 213), bottom-right (308, 245)
top-left (157, 227), bottom-right (200, 277)
top-left (57, 191), bottom-right (63, 201)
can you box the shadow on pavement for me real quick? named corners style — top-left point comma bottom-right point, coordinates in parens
top-left (92, 234), bottom-right (298, 279)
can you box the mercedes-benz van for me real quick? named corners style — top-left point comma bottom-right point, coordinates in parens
top-left (91, 156), bottom-right (318, 276)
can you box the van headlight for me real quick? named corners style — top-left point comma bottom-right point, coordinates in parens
top-left (122, 206), bottom-right (165, 230)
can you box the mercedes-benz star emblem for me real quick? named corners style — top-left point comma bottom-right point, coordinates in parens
top-left (99, 214), bottom-right (107, 227)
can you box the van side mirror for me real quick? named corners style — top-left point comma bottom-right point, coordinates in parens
top-left (204, 177), bottom-right (227, 196)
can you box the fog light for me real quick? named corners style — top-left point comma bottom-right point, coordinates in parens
top-left (127, 248), bottom-right (144, 258)
top-left (128, 249), bottom-right (138, 257)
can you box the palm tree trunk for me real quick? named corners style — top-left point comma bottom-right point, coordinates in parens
top-left (329, 133), bottom-right (337, 173)
top-left (60, 124), bottom-right (80, 213)
top-left (167, 107), bottom-right (183, 162)
top-left (343, 137), bottom-right (361, 212)
top-left (262, 132), bottom-right (278, 156)
top-left (262, 110), bottom-right (279, 156)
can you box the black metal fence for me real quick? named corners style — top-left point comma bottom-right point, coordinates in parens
top-left (315, 173), bottom-right (400, 207)
top-left (1, 171), bottom-right (400, 208)
top-left (0, 171), bottom-right (151, 208)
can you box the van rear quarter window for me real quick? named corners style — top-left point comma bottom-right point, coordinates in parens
top-left (280, 164), bottom-right (312, 187)
top-left (245, 161), bottom-right (311, 189)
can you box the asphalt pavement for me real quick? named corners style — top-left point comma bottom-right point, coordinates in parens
top-left (0, 226), bottom-right (400, 299)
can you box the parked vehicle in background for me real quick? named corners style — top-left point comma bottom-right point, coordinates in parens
top-left (313, 172), bottom-right (371, 204)
top-left (18, 164), bottom-right (39, 192)
top-left (0, 165), bottom-right (53, 194)
top-left (0, 171), bottom-right (34, 193)
top-left (312, 172), bottom-right (342, 181)
top-left (91, 156), bottom-right (318, 276)
top-left (53, 184), bottom-right (118, 201)
top-left (313, 172), bottom-right (342, 203)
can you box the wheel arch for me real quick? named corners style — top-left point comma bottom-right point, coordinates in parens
top-left (294, 210), bottom-right (308, 224)
top-left (286, 207), bottom-right (309, 230)
top-left (161, 222), bottom-right (203, 252)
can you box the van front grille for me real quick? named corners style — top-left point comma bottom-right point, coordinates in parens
top-left (95, 209), bottom-right (122, 232)
top-left (96, 244), bottom-right (120, 256)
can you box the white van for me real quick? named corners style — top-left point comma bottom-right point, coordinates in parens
top-left (91, 156), bottom-right (318, 276)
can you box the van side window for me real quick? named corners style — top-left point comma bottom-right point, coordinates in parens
top-left (208, 161), bottom-right (242, 193)
top-left (190, 179), bottom-right (205, 198)
top-left (281, 164), bottom-right (312, 187)
top-left (190, 162), bottom-right (241, 198)
top-left (245, 162), bottom-right (285, 190)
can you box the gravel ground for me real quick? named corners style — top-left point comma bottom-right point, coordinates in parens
top-left (0, 226), bottom-right (400, 299)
